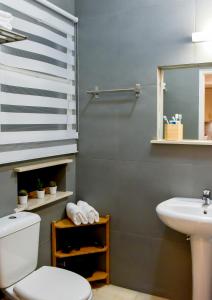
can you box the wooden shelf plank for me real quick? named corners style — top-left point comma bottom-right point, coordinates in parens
top-left (87, 271), bottom-right (108, 282)
top-left (56, 246), bottom-right (108, 258)
top-left (15, 191), bottom-right (73, 212)
top-left (14, 158), bottom-right (73, 172)
top-left (54, 216), bottom-right (110, 229)
top-left (151, 139), bottom-right (212, 146)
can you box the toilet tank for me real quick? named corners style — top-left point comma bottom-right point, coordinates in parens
top-left (0, 212), bottom-right (41, 288)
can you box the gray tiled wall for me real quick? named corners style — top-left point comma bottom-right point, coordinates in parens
top-left (48, 0), bottom-right (75, 15)
top-left (76, 1), bottom-right (212, 299)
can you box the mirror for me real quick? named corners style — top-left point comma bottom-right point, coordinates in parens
top-left (156, 63), bottom-right (212, 143)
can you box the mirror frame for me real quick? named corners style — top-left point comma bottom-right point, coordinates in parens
top-left (152, 62), bottom-right (212, 145)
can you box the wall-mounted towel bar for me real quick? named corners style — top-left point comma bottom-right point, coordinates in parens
top-left (87, 84), bottom-right (141, 99)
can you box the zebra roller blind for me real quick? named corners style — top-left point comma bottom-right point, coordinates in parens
top-left (0, 0), bottom-right (78, 164)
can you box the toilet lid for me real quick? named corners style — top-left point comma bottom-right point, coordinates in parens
top-left (13, 266), bottom-right (92, 300)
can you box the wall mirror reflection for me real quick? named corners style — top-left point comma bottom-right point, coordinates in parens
top-left (154, 63), bottom-right (212, 145)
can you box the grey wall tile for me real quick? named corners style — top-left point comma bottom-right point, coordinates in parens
top-left (76, 0), bottom-right (207, 299)
top-left (117, 160), bottom-right (193, 239)
top-left (110, 231), bottom-right (192, 300)
top-left (77, 157), bottom-right (120, 231)
top-left (66, 158), bottom-right (76, 194)
top-left (0, 170), bottom-right (17, 217)
top-left (77, 0), bottom-right (195, 86)
top-left (117, 0), bottom-right (195, 85)
top-left (38, 239), bottom-right (51, 268)
top-left (48, 0), bottom-right (75, 14)
top-left (117, 85), bottom-right (157, 162)
top-left (79, 99), bottom-right (120, 160)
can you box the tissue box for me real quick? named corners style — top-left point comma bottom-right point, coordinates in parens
top-left (164, 124), bottom-right (183, 141)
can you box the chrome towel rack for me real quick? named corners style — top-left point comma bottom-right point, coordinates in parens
top-left (87, 84), bottom-right (141, 99)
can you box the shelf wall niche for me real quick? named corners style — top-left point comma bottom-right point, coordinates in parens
top-left (16, 157), bottom-right (73, 211)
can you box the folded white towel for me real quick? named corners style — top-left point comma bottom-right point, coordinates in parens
top-left (0, 10), bottom-right (13, 20)
top-left (77, 200), bottom-right (100, 224)
top-left (66, 203), bottom-right (88, 226)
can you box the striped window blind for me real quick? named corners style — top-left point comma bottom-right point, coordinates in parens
top-left (0, 0), bottom-right (78, 164)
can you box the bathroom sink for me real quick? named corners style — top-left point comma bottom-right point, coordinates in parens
top-left (156, 197), bottom-right (212, 300)
top-left (156, 197), bottom-right (212, 237)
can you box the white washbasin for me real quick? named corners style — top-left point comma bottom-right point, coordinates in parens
top-left (156, 197), bottom-right (212, 237)
top-left (156, 197), bottom-right (212, 300)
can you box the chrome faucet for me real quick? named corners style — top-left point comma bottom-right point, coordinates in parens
top-left (202, 189), bottom-right (211, 207)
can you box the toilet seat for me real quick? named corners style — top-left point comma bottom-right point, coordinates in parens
top-left (6, 266), bottom-right (92, 300)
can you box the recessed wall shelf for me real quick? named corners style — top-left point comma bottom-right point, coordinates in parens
top-left (14, 158), bottom-right (73, 172)
top-left (151, 139), bottom-right (212, 145)
top-left (0, 28), bottom-right (27, 44)
top-left (15, 191), bottom-right (73, 212)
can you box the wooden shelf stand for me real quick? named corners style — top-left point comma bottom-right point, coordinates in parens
top-left (52, 215), bottom-right (110, 284)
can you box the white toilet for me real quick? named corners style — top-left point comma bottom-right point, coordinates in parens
top-left (0, 212), bottom-right (93, 300)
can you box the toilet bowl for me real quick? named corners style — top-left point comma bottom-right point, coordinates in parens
top-left (0, 212), bottom-right (93, 300)
top-left (5, 266), bottom-right (93, 300)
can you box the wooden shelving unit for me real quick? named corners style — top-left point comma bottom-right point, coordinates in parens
top-left (52, 215), bottom-right (110, 284)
